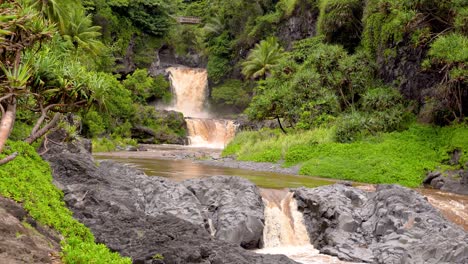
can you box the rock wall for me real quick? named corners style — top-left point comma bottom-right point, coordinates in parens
top-left (184, 177), bottom-right (265, 249)
top-left (276, 0), bottom-right (318, 50)
top-left (293, 184), bottom-right (468, 264)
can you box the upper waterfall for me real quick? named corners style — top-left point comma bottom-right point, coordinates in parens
top-left (166, 67), bottom-right (210, 118)
top-left (164, 67), bottom-right (237, 148)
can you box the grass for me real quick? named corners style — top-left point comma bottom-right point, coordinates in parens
top-left (92, 137), bottom-right (137, 152)
top-left (223, 124), bottom-right (468, 187)
top-left (0, 141), bottom-right (131, 264)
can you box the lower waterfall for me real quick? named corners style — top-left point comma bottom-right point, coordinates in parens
top-left (256, 189), bottom-right (353, 264)
top-left (186, 118), bottom-right (237, 149)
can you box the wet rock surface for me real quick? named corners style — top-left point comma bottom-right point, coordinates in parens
top-left (43, 135), bottom-right (296, 264)
top-left (293, 184), bottom-right (468, 264)
top-left (0, 196), bottom-right (61, 264)
top-left (183, 177), bottom-right (265, 249)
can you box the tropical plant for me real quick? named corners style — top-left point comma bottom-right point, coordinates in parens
top-left (62, 9), bottom-right (104, 54)
top-left (242, 37), bottom-right (285, 79)
top-left (0, 1), bottom-right (100, 164)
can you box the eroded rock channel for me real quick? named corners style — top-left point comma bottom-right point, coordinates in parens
top-left (42, 137), bottom-right (468, 264)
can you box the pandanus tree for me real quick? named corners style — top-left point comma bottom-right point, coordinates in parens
top-left (0, 1), bottom-right (97, 164)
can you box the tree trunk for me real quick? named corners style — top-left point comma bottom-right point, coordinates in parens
top-left (276, 116), bottom-right (287, 134)
top-left (0, 100), bottom-right (17, 153)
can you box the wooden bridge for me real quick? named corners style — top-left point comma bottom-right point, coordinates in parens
top-left (176, 16), bottom-right (202, 24)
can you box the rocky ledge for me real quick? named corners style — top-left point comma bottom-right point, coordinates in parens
top-left (293, 184), bottom-right (468, 264)
top-left (423, 170), bottom-right (468, 195)
top-left (41, 132), bottom-right (296, 264)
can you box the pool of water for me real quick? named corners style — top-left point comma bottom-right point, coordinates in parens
top-left (94, 155), bottom-right (337, 189)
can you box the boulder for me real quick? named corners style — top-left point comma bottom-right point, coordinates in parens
top-left (183, 176), bottom-right (265, 249)
top-left (293, 184), bottom-right (468, 264)
top-left (131, 110), bottom-right (188, 145)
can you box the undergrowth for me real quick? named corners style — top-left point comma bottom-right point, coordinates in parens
top-left (0, 141), bottom-right (131, 264)
top-left (92, 137), bottom-right (138, 152)
top-left (223, 124), bottom-right (468, 187)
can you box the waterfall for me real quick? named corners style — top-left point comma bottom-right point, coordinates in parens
top-left (166, 67), bottom-right (209, 118)
top-left (261, 191), bottom-right (311, 247)
top-left (257, 189), bottom-right (353, 264)
top-left (186, 118), bottom-right (237, 149)
top-left (165, 67), bottom-right (237, 148)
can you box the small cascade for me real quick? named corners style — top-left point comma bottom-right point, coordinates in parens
top-left (257, 189), bottom-right (354, 264)
top-left (165, 67), bottom-right (237, 148)
top-left (261, 191), bottom-right (310, 247)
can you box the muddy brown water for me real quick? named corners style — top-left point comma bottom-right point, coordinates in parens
top-left (94, 148), bottom-right (468, 231)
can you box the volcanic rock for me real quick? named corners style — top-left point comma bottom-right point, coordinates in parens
top-left (184, 176), bottom-right (265, 249)
top-left (293, 184), bottom-right (468, 264)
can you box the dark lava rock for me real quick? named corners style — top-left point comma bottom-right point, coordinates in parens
top-left (0, 196), bottom-right (61, 264)
top-left (276, 0), bottom-right (318, 50)
top-left (293, 184), bottom-right (468, 264)
top-left (42, 134), bottom-right (296, 264)
top-left (183, 176), bottom-right (265, 249)
top-left (423, 171), bottom-right (468, 195)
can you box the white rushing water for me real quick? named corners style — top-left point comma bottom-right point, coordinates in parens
top-left (165, 67), bottom-right (237, 148)
top-left (256, 190), bottom-right (354, 264)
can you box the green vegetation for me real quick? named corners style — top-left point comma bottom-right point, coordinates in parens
top-left (224, 125), bottom-right (468, 187)
top-left (242, 37), bottom-right (285, 80)
top-left (0, 141), bottom-right (130, 263)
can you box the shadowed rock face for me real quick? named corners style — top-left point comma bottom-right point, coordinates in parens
top-left (293, 184), bottom-right (468, 264)
top-left (42, 134), bottom-right (296, 264)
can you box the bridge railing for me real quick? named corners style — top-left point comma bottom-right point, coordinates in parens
top-left (176, 16), bottom-right (202, 24)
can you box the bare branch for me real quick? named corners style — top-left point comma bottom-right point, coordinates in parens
top-left (30, 102), bottom-right (46, 135)
top-left (0, 93), bottom-right (13, 103)
top-left (0, 152), bottom-right (18, 165)
top-left (25, 113), bottom-right (61, 144)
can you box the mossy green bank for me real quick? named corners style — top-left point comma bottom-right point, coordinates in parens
top-left (224, 125), bottom-right (468, 187)
top-left (0, 141), bottom-right (131, 264)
